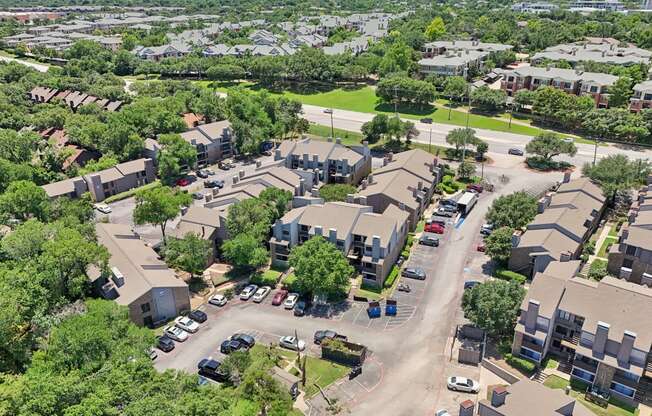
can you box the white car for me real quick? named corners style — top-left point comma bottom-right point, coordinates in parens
top-left (284, 293), bottom-right (299, 309)
top-left (94, 203), bottom-right (112, 214)
top-left (164, 325), bottom-right (189, 342)
top-left (435, 410), bottom-right (450, 416)
top-left (252, 286), bottom-right (271, 303)
top-left (209, 293), bottom-right (227, 306)
top-left (240, 284), bottom-right (258, 300)
top-left (279, 335), bottom-right (306, 351)
top-left (447, 376), bottom-right (480, 393)
top-left (174, 316), bottom-right (200, 333)
top-left (563, 137), bottom-right (574, 144)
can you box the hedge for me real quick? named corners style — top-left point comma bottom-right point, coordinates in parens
top-left (383, 266), bottom-right (400, 289)
top-left (494, 268), bottom-right (527, 284)
top-left (505, 353), bottom-right (536, 374)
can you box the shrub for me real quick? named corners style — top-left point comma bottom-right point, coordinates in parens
top-left (505, 353), bottom-right (536, 374)
top-left (250, 270), bottom-right (280, 286)
top-left (588, 259), bottom-right (608, 280)
top-left (282, 273), bottom-right (300, 292)
top-left (494, 268), bottom-right (527, 285)
top-left (384, 266), bottom-right (400, 288)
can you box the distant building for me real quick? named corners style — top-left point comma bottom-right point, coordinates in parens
top-left (569, 0), bottom-right (625, 12)
top-left (179, 120), bottom-right (234, 167)
top-left (629, 81), bottom-right (652, 112)
top-left (29, 86), bottom-right (123, 112)
top-left (531, 38), bottom-right (651, 67)
top-left (510, 2), bottom-right (558, 13)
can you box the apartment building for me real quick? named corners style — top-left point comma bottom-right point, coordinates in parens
top-left (477, 379), bottom-right (593, 416)
top-left (29, 86), bottom-right (123, 112)
top-left (180, 120), bottom-right (234, 167)
top-left (608, 175), bottom-right (652, 285)
top-left (510, 2), bottom-right (559, 13)
top-left (531, 39), bottom-right (651, 67)
top-left (569, 0), bottom-right (625, 12)
top-left (42, 158), bottom-right (156, 202)
top-left (421, 40), bottom-right (513, 58)
top-left (512, 260), bottom-right (652, 404)
top-left (509, 176), bottom-right (606, 276)
top-left (629, 81), bottom-right (652, 113)
top-left (418, 50), bottom-right (488, 78)
top-left (500, 66), bottom-right (617, 107)
top-left (350, 149), bottom-right (441, 231)
top-left (275, 138), bottom-right (371, 185)
top-left (91, 223), bottom-right (190, 327)
top-left (270, 202), bottom-right (408, 287)
top-left (133, 41), bottom-right (191, 61)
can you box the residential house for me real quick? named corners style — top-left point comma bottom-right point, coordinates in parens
top-left (133, 41), bottom-right (191, 60)
top-left (512, 260), bottom-right (652, 405)
top-left (275, 137), bottom-right (372, 185)
top-left (350, 149), bottom-right (442, 231)
top-left (249, 29), bottom-right (279, 45)
top-left (608, 175), bottom-right (652, 285)
top-left (179, 120), bottom-right (234, 167)
top-left (509, 176), bottom-right (607, 276)
top-left (269, 202), bottom-right (408, 286)
top-left (91, 223), bottom-right (190, 327)
top-left (629, 81), bottom-right (652, 113)
top-left (41, 128), bottom-right (98, 169)
top-left (499, 66), bottom-right (617, 108)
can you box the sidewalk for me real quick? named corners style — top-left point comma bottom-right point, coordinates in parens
top-left (589, 222), bottom-right (613, 262)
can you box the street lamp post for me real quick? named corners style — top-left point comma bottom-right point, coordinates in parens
top-left (593, 136), bottom-right (599, 166)
top-left (422, 117), bottom-right (433, 152)
top-left (323, 108), bottom-right (334, 139)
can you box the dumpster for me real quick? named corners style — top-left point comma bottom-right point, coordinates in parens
top-left (367, 301), bottom-right (381, 318)
top-left (385, 299), bottom-right (397, 316)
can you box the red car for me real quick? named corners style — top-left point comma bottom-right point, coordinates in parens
top-left (425, 222), bottom-right (445, 234)
top-left (272, 290), bottom-right (288, 306)
top-left (176, 178), bottom-right (190, 187)
top-left (467, 184), bottom-right (483, 193)
top-left (477, 243), bottom-right (486, 252)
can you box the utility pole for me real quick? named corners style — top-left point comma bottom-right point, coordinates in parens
top-left (422, 118), bottom-right (433, 152)
top-left (465, 84), bottom-right (471, 129)
top-left (508, 102), bottom-right (513, 129)
top-left (330, 109), bottom-right (334, 139)
top-left (593, 136), bottom-right (598, 166)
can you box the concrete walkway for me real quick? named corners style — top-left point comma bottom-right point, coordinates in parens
top-left (589, 222), bottom-right (614, 262)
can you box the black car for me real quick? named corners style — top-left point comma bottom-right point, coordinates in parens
top-left (419, 233), bottom-right (440, 247)
top-left (508, 147), bottom-right (524, 156)
top-left (189, 309), bottom-right (207, 323)
top-left (196, 170), bottom-right (209, 179)
top-left (198, 358), bottom-right (228, 382)
top-left (314, 330), bottom-right (347, 345)
top-left (440, 199), bottom-right (458, 208)
top-left (220, 339), bottom-right (247, 354)
top-left (157, 336), bottom-right (175, 352)
top-left (464, 280), bottom-right (481, 290)
top-left (294, 299), bottom-right (310, 316)
top-left (204, 179), bottom-right (225, 189)
top-left (230, 333), bottom-right (256, 348)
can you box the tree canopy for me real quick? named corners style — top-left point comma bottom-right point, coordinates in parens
top-left (133, 185), bottom-right (192, 243)
top-left (462, 280), bottom-right (525, 340)
top-left (485, 191), bottom-right (538, 229)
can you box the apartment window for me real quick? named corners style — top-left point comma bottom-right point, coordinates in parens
top-left (623, 258), bottom-right (634, 269)
top-left (558, 310), bottom-right (571, 321)
top-left (572, 367), bottom-right (595, 383)
top-left (555, 325), bottom-right (568, 336)
top-left (282, 230), bottom-right (290, 237)
top-left (520, 347), bottom-right (541, 362)
top-left (625, 245), bottom-right (637, 256)
top-left (610, 381), bottom-right (635, 398)
top-left (525, 335), bottom-right (544, 346)
top-left (140, 302), bottom-right (151, 313)
top-left (619, 370), bottom-right (639, 382)
top-left (590, 86), bottom-right (598, 93)
top-left (644, 93), bottom-right (652, 100)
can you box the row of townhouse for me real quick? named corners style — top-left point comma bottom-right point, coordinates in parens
top-left (41, 158), bottom-right (156, 202)
top-left (418, 40), bottom-right (514, 79)
top-left (531, 38), bottom-right (652, 67)
top-left (510, 2), bottom-right (559, 13)
top-left (499, 66), bottom-right (618, 107)
top-left (29, 86), bottom-right (123, 112)
top-left (509, 175), bottom-right (607, 276)
top-left (178, 120), bottom-right (234, 166)
top-left (3, 29), bottom-right (123, 52)
top-left (511, 259), bottom-right (652, 405)
top-left (608, 174), bottom-right (652, 285)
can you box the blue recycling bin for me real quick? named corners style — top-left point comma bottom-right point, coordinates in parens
top-left (385, 299), bottom-right (397, 316)
top-left (367, 301), bottom-right (381, 318)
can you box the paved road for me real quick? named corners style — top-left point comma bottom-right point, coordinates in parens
top-left (301, 104), bottom-right (652, 167)
top-left (0, 55), bottom-right (49, 72)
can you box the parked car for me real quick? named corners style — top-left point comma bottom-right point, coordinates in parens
top-left (148, 347), bottom-right (158, 360)
top-left (477, 242), bottom-right (486, 252)
top-left (176, 178), bottom-right (190, 187)
top-left (209, 293), bottom-right (228, 306)
top-left (466, 184), bottom-right (483, 193)
top-left (435, 410), bottom-right (451, 416)
top-left (196, 169), bottom-right (209, 178)
top-left (397, 283), bottom-right (411, 292)
top-left (429, 216), bottom-right (447, 226)
top-left (314, 330), bottom-right (347, 345)
top-left (240, 284), bottom-right (258, 300)
top-left (464, 280), bottom-right (481, 290)
top-left (188, 310), bottom-right (207, 323)
top-left (508, 147), bottom-right (524, 156)
top-left (198, 358), bottom-right (228, 382)
top-left (272, 290), bottom-right (289, 306)
top-left (294, 298), bottom-right (310, 316)
top-left (192, 191), bottom-right (206, 200)
top-left (284, 293), bottom-right (299, 309)
top-left (480, 223), bottom-right (493, 236)
top-left (436, 207), bottom-right (455, 217)
top-left (220, 339), bottom-right (248, 354)
top-left (230, 333), bottom-right (256, 348)
top-left (218, 161), bottom-right (233, 170)
top-left (447, 376), bottom-right (480, 393)
top-left (204, 179), bottom-right (224, 188)
top-left (164, 325), bottom-right (189, 342)
top-left (563, 137), bottom-right (574, 144)
top-left (94, 203), bottom-right (112, 214)
top-left (425, 222), bottom-right (445, 234)
top-left (157, 336), bottom-right (175, 352)
top-left (401, 267), bottom-right (426, 280)
top-left (279, 335), bottom-right (306, 351)
top-left (440, 199), bottom-right (458, 208)
top-left (205, 168), bottom-right (215, 176)
top-left (174, 316), bottom-right (200, 333)
top-left (419, 233), bottom-right (440, 247)
top-left (252, 286), bottom-right (272, 303)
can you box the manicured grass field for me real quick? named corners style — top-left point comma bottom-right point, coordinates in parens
top-left (303, 355), bottom-right (349, 397)
top-left (307, 123), bottom-right (363, 146)
top-left (544, 375), bottom-right (639, 416)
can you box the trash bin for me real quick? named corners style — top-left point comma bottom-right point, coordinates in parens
top-left (367, 301), bottom-right (381, 318)
top-left (385, 299), bottom-right (397, 316)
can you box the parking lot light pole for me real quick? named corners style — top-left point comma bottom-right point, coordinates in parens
top-left (421, 117), bottom-right (433, 153)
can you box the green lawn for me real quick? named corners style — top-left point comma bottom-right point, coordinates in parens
top-left (307, 123), bottom-right (363, 146)
top-left (103, 180), bottom-right (161, 203)
top-left (303, 356), bottom-right (349, 397)
top-left (543, 356), bottom-right (560, 370)
top-left (544, 375), bottom-right (639, 416)
top-left (598, 237), bottom-right (617, 258)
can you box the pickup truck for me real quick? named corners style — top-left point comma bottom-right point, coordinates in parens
top-left (314, 330), bottom-right (347, 345)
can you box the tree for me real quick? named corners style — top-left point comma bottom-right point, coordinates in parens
top-left (157, 133), bottom-right (198, 185)
top-left (425, 16), bottom-right (446, 41)
top-left (361, 114), bottom-right (389, 143)
top-left (582, 154), bottom-right (650, 199)
top-left (319, 184), bottom-right (357, 202)
top-left (226, 197), bottom-right (274, 241)
top-left (475, 140), bottom-right (489, 161)
top-left (0, 180), bottom-right (50, 222)
top-left (443, 76), bottom-right (468, 101)
top-left (486, 191), bottom-right (538, 229)
top-left (457, 161), bottom-right (476, 179)
top-left (378, 41), bottom-right (414, 76)
top-left (259, 187), bottom-right (293, 220)
top-left (484, 226), bottom-right (515, 265)
top-left (164, 233), bottom-right (211, 275)
top-left (222, 233), bottom-right (268, 270)
top-left (133, 186), bottom-right (191, 244)
top-left (446, 128), bottom-right (478, 160)
top-left (608, 76), bottom-right (634, 108)
top-left (462, 280), bottom-right (525, 340)
top-left (207, 64), bottom-right (246, 82)
top-left (0, 129), bottom-right (40, 164)
top-left (288, 236), bottom-right (353, 298)
top-left (470, 86), bottom-right (507, 113)
top-left (525, 132), bottom-right (577, 166)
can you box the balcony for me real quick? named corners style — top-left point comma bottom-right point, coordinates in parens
top-left (522, 336), bottom-right (544, 353)
top-left (573, 356), bottom-right (598, 374)
top-left (620, 267), bottom-right (632, 279)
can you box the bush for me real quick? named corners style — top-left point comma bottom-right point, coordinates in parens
top-left (505, 353), bottom-right (537, 374)
top-left (526, 156), bottom-right (571, 171)
top-left (250, 270), bottom-right (280, 286)
top-left (384, 266), bottom-right (400, 288)
top-left (282, 273), bottom-right (300, 292)
top-left (588, 259), bottom-right (608, 280)
top-left (494, 268), bottom-right (527, 284)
